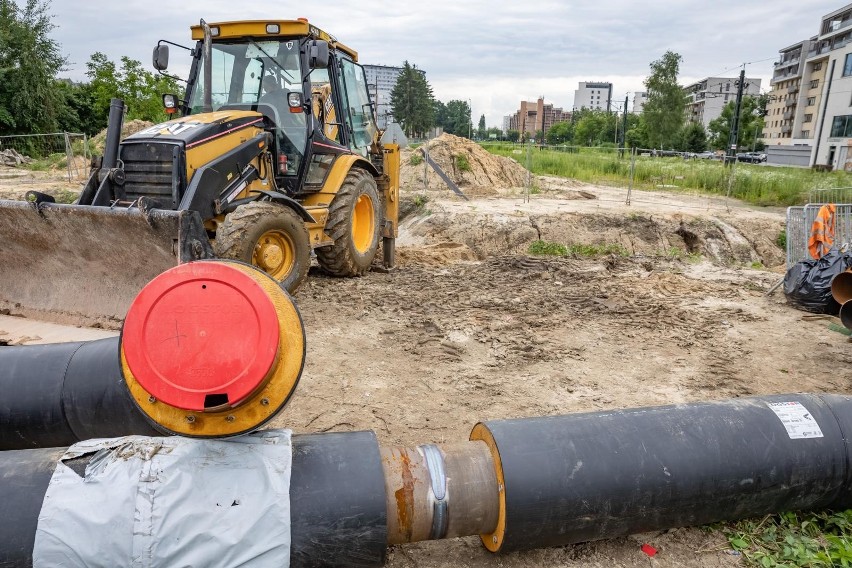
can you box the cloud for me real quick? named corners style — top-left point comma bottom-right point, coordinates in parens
top-left (48, 0), bottom-right (841, 127)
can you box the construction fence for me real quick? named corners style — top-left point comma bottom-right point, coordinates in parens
top-left (786, 188), bottom-right (852, 266)
top-left (0, 132), bottom-right (90, 182)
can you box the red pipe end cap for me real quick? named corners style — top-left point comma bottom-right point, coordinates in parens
top-left (122, 262), bottom-right (280, 412)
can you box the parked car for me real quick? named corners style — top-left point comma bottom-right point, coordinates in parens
top-left (696, 151), bottom-right (717, 160)
top-left (736, 152), bottom-right (767, 164)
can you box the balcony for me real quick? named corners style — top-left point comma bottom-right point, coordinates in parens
top-left (775, 57), bottom-right (801, 69)
top-left (788, 85), bottom-right (799, 94)
top-left (784, 110), bottom-right (794, 120)
top-left (821, 16), bottom-right (852, 38)
top-left (782, 125), bottom-right (793, 134)
top-left (786, 98), bottom-right (797, 107)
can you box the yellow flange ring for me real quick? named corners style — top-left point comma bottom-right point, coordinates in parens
top-left (120, 260), bottom-right (305, 437)
top-left (470, 423), bottom-right (507, 552)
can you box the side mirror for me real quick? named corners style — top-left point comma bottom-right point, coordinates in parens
top-left (153, 44), bottom-right (169, 71)
top-left (309, 40), bottom-right (329, 69)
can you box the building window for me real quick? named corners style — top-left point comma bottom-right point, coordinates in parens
top-left (725, 82), bottom-right (731, 91)
top-left (805, 113), bottom-right (813, 122)
top-left (811, 79), bottom-right (820, 89)
top-left (725, 94), bottom-right (729, 102)
top-left (807, 96), bottom-right (816, 106)
top-left (844, 54), bottom-right (852, 77)
top-left (801, 130), bottom-right (810, 137)
top-left (830, 115), bottom-right (852, 137)
top-left (814, 62), bottom-right (823, 71)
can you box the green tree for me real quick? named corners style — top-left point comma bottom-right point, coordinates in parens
top-left (545, 121), bottom-right (573, 144)
top-left (643, 51), bottom-right (687, 149)
top-left (438, 99), bottom-right (471, 137)
top-left (0, 0), bottom-right (66, 135)
top-left (675, 122), bottom-right (708, 152)
top-left (485, 127), bottom-right (502, 139)
top-left (54, 80), bottom-right (102, 135)
top-left (625, 114), bottom-right (650, 149)
top-left (573, 109), bottom-right (616, 146)
top-left (507, 129), bottom-right (520, 142)
top-left (707, 95), bottom-right (767, 151)
top-left (86, 52), bottom-right (180, 124)
top-left (389, 61), bottom-right (435, 137)
top-left (477, 114), bottom-right (486, 139)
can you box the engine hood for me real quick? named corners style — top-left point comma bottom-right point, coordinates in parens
top-left (124, 111), bottom-right (264, 147)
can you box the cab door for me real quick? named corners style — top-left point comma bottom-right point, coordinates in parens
top-left (338, 58), bottom-right (377, 157)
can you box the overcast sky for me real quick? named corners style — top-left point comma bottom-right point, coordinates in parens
top-left (49, 0), bottom-right (843, 127)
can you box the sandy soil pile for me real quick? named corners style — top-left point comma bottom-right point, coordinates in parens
top-left (400, 133), bottom-right (530, 195)
top-left (90, 119), bottom-right (154, 155)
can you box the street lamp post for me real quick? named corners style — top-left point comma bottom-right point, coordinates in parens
top-left (468, 98), bottom-right (472, 140)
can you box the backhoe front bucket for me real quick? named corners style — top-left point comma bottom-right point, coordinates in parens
top-left (0, 200), bottom-right (214, 327)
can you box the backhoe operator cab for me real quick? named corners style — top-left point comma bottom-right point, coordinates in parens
top-left (140, 19), bottom-right (398, 292)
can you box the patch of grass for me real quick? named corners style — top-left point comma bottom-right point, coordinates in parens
top-left (52, 189), bottom-right (78, 204)
top-left (481, 142), bottom-right (852, 207)
top-left (750, 261), bottom-right (765, 270)
top-left (687, 252), bottom-right (703, 263)
top-left (723, 510), bottom-right (852, 567)
top-left (412, 194), bottom-right (429, 208)
top-left (409, 153), bottom-right (423, 166)
top-left (665, 246), bottom-right (685, 259)
top-left (530, 184), bottom-right (541, 195)
top-left (22, 152), bottom-right (67, 172)
top-left (455, 153), bottom-right (471, 172)
top-left (528, 240), bottom-right (568, 256)
top-left (566, 243), bottom-right (629, 257)
top-left (777, 229), bottom-right (787, 250)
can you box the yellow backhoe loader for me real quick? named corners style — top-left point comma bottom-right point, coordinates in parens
top-left (0, 18), bottom-right (399, 324)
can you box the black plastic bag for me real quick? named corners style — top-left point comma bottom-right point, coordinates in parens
top-left (784, 248), bottom-right (852, 314)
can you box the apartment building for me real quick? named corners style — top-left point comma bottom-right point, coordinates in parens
top-left (632, 92), bottom-right (648, 114)
top-left (810, 4), bottom-right (852, 168)
top-left (363, 64), bottom-right (426, 129)
top-left (574, 82), bottom-right (613, 111)
top-left (764, 40), bottom-right (809, 144)
top-left (683, 76), bottom-right (762, 130)
top-left (507, 98), bottom-right (572, 135)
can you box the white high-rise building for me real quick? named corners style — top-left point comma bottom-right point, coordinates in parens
top-left (362, 64), bottom-right (426, 129)
top-left (574, 82), bottom-right (613, 111)
top-left (683, 76), bottom-right (762, 130)
top-left (633, 92), bottom-right (648, 114)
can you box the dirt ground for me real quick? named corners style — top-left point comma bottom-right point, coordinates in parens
top-left (2, 145), bottom-right (852, 566)
top-left (260, 178), bottom-right (850, 567)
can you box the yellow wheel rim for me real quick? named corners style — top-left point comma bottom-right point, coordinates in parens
top-left (253, 230), bottom-right (295, 281)
top-left (351, 193), bottom-right (375, 254)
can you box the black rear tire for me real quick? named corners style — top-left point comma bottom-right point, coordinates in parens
top-left (316, 169), bottom-right (381, 276)
top-left (214, 201), bottom-right (311, 294)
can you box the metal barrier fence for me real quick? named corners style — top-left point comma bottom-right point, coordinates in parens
top-left (808, 187), bottom-right (852, 205)
top-left (0, 132), bottom-right (90, 182)
top-left (786, 204), bottom-right (852, 266)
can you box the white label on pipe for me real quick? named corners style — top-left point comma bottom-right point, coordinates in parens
top-left (766, 402), bottom-right (824, 439)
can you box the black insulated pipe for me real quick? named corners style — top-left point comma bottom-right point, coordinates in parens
top-left (0, 431), bottom-right (387, 568)
top-left (473, 393), bottom-right (852, 552)
top-left (0, 337), bottom-right (160, 450)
